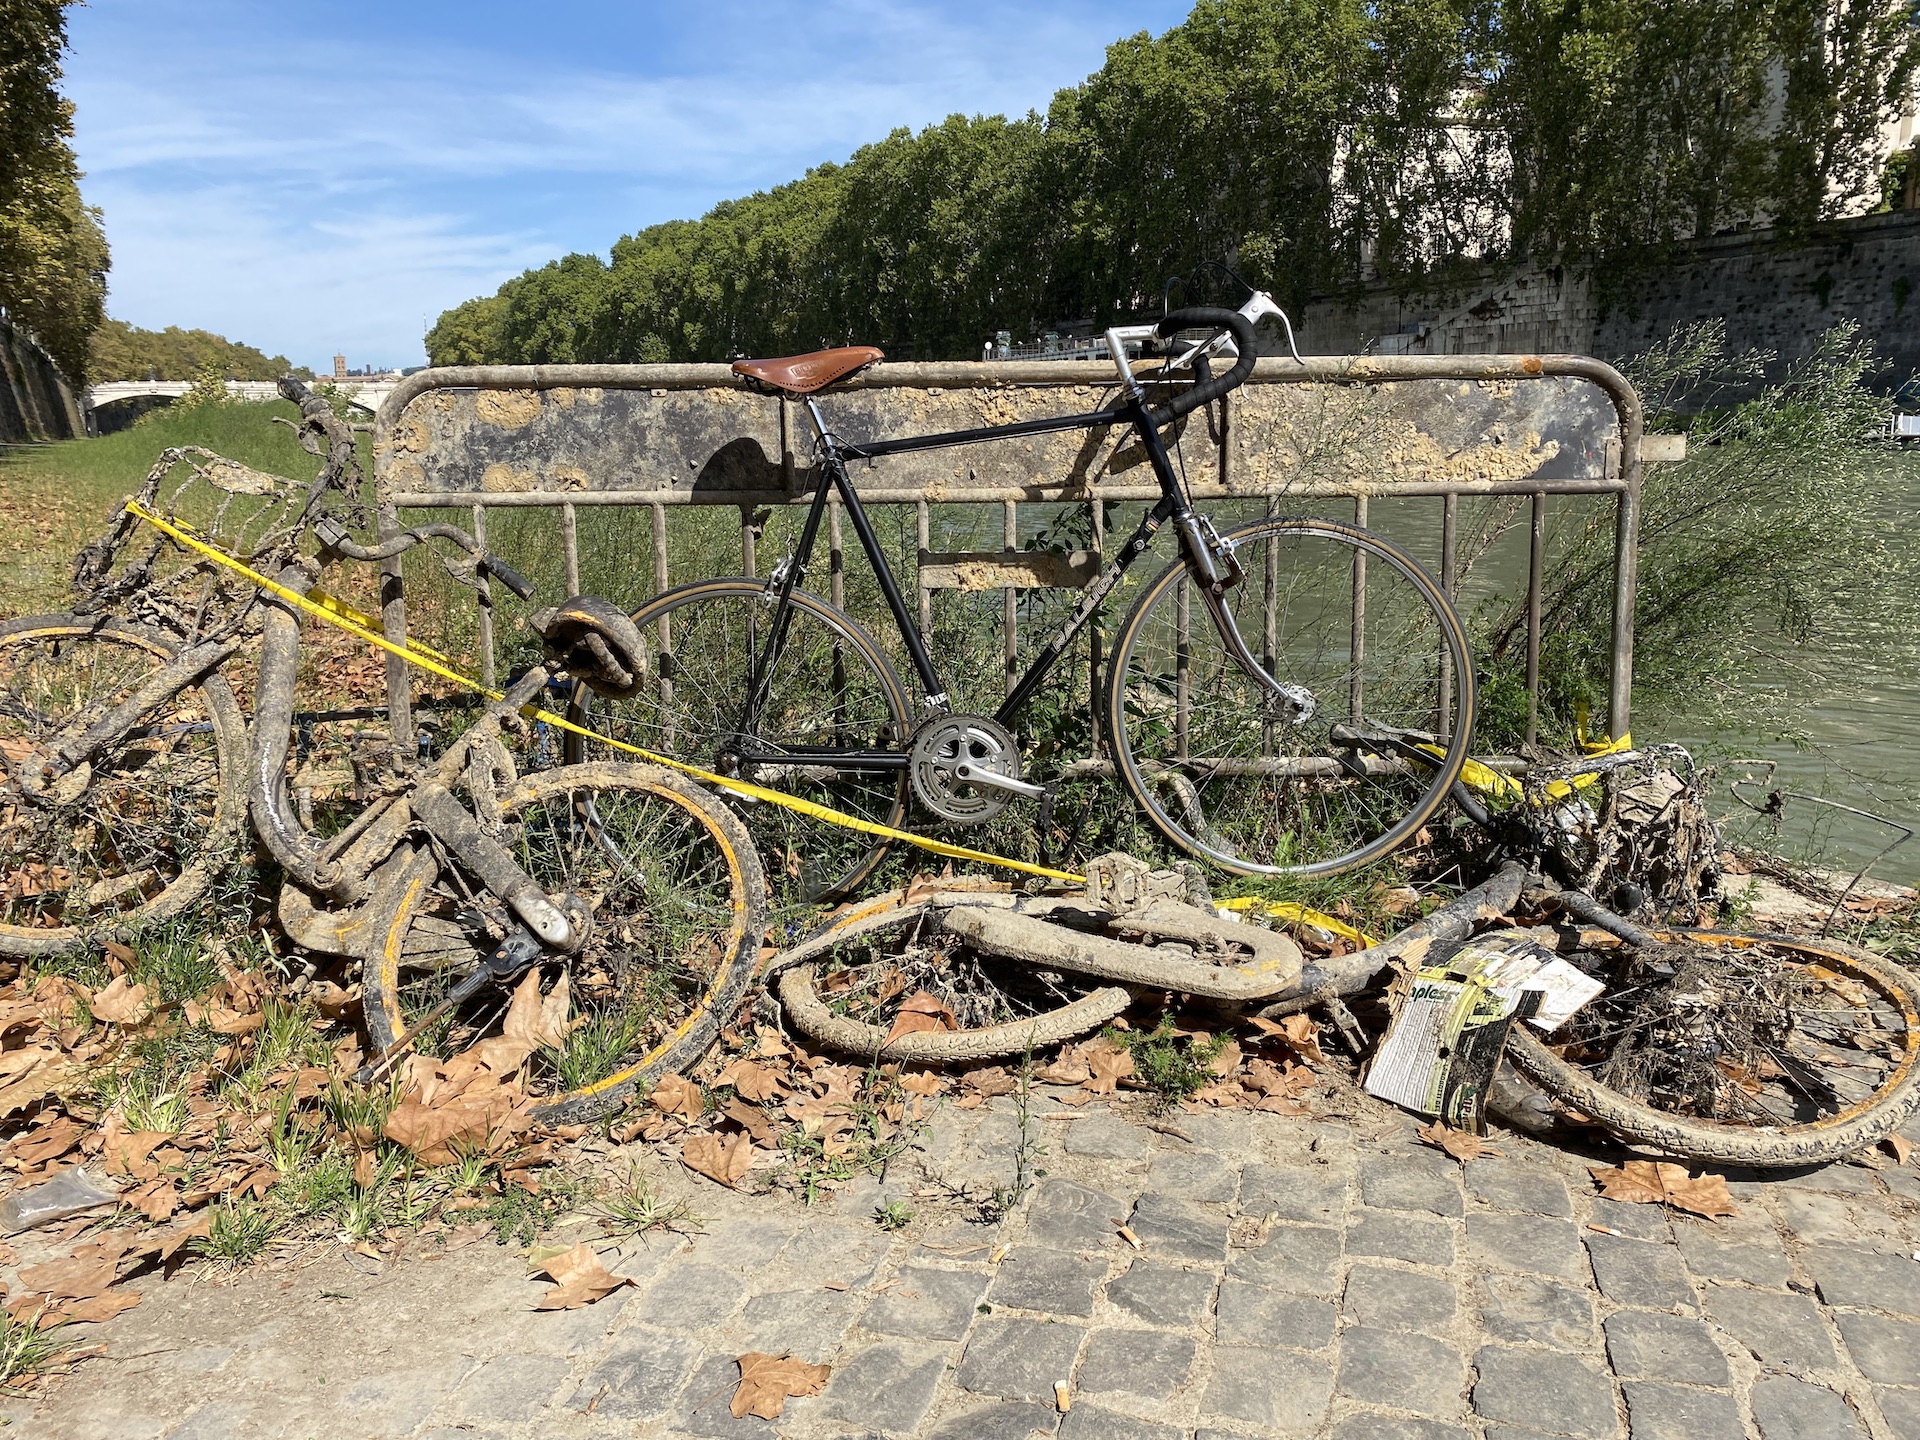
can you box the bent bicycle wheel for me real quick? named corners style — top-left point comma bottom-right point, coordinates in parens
top-left (772, 889), bottom-right (1130, 1062)
top-left (1106, 517), bottom-right (1474, 876)
top-left (567, 579), bottom-right (913, 905)
top-left (364, 762), bottom-right (767, 1124)
top-left (0, 614), bottom-right (246, 956)
top-left (1507, 930), bottom-right (1920, 1167)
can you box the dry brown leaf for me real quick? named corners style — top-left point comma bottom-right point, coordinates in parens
top-left (954, 1067), bottom-right (1016, 1110)
top-left (126, 1179), bottom-right (180, 1222)
top-left (898, 1071), bottom-right (945, 1096)
top-left (1083, 1043), bottom-right (1135, 1096)
top-left (722, 1098), bottom-right (776, 1148)
top-left (383, 1100), bottom-right (496, 1167)
top-left (533, 1242), bottom-right (634, 1310)
top-left (1208, 1039), bottom-right (1243, 1078)
top-left (502, 969), bottom-right (572, 1051)
top-left (16, 1253), bottom-right (117, 1302)
top-left (681, 1131), bottom-right (755, 1188)
top-left (716, 1058), bottom-right (787, 1104)
top-left (730, 1352), bottom-right (831, 1420)
top-left (1416, 1121), bottom-right (1501, 1163)
top-left (0, 1047), bottom-right (72, 1118)
top-left (1882, 1134), bottom-right (1914, 1166)
top-left (1033, 1048), bottom-right (1091, 1086)
top-left (1589, 1161), bottom-right (1739, 1219)
top-left (309, 981), bottom-right (359, 1020)
top-left (9, 1289), bottom-right (141, 1326)
top-left (1275, 1014), bottom-right (1326, 1064)
top-left (9, 1116), bottom-right (82, 1168)
top-left (102, 1128), bottom-right (170, 1181)
top-left (883, 991), bottom-right (958, 1046)
top-left (89, 975), bottom-right (154, 1026)
top-left (649, 1073), bottom-right (704, 1122)
top-left (155, 1213), bottom-right (211, 1263)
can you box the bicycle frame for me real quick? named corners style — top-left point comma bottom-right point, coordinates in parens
top-left (731, 314), bottom-right (1295, 779)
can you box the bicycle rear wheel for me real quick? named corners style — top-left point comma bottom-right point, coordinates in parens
top-left (567, 579), bottom-right (912, 905)
top-left (1508, 930), bottom-right (1920, 1167)
top-left (364, 762), bottom-right (767, 1124)
top-left (1106, 516), bottom-right (1473, 876)
top-left (0, 614), bottom-right (245, 955)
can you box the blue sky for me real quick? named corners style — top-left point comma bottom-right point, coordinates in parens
top-left (64, 1), bottom-right (1192, 372)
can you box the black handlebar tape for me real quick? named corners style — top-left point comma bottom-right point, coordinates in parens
top-left (1148, 306), bottom-right (1259, 426)
top-left (482, 555), bottom-right (536, 601)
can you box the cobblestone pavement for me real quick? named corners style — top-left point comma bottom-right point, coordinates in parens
top-left (17, 1081), bottom-right (1920, 1440)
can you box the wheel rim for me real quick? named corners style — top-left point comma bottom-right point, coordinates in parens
top-left (371, 769), bottom-right (758, 1112)
top-left (572, 581), bottom-right (910, 905)
top-left (0, 623), bottom-right (230, 940)
top-left (1110, 520), bottom-right (1472, 876)
top-left (1533, 930), bottom-right (1920, 1137)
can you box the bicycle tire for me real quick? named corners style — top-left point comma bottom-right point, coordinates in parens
top-left (1106, 516), bottom-right (1475, 876)
top-left (0, 613), bottom-right (246, 956)
top-left (771, 894), bottom-right (1130, 1062)
top-left (1507, 930), bottom-right (1920, 1168)
top-left (364, 761), bottom-right (767, 1125)
top-left (566, 578), bottom-right (913, 905)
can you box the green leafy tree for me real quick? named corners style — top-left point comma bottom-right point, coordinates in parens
top-left (0, 0), bottom-right (109, 383)
top-left (1769, 0), bottom-right (1920, 225)
top-left (88, 320), bottom-right (298, 382)
top-left (428, 0), bottom-right (1920, 365)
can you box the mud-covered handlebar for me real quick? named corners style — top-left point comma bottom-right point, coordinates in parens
top-left (279, 374), bottom-right (536, 602)
top-left (1149, 306), bottom-right (1259, 425)
top-left (311, 515), bottom-right (535, 600)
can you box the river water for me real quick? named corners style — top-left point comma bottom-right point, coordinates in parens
top-left (1674, 451), bottom-right (1920, 886)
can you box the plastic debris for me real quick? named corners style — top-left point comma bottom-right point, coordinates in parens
top-left (0, 1166), bottom-right (117, 1234)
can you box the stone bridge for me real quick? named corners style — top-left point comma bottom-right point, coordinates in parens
top-left (82, 377), bottom-right (397, 428)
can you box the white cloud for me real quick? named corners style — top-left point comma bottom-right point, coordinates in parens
top-left (65, 0), bottom-right (1189, 366)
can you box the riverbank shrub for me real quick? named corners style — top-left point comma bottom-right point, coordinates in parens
top-left (1471, 319), bottom-right (1918, 746)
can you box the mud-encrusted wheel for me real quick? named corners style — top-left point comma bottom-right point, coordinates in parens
top-left (772, 889), bottom-right (1131, 1062)
top-left (364, 762), bottom-right (767, 1124)
top-left (1508, 930), bottom-right (1920, 1167)
top-left (0, 614), bottom-right (246, 956)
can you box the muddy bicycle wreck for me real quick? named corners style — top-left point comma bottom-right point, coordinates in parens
top-left (0, 320), bottom-right (1916, 1388)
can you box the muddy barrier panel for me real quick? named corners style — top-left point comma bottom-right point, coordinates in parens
top-left (372, 356), bottom-right (1647, 753)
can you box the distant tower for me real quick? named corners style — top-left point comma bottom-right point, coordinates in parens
top-left (333, 354), bottom-right (348, 381)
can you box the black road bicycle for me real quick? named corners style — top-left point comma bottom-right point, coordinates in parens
top-left (571, 294), bottom-right (1478, 898)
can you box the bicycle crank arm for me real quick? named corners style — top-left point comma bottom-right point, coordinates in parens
top-left (354, 926), bottom-right (544, 1085)
top-left (952, 764), bottom-right (1048, 800)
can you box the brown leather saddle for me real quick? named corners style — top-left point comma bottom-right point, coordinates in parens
top-left (732, 345), bottom-right (883, 396)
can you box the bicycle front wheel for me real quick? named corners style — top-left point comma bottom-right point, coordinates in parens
top-left (567, 579), bottom-right (912, 905)
top-left (1106, 516), bottom-right (1474, 876)
top-left (0, 614), bottom-right (246, 955)
top-left (365, 762), bottom-right (767, 1124)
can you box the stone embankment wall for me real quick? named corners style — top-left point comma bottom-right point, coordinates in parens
top-left (1296, 209), bottom-right (1920, 392)
top-left (0, 315), bottom-right (84, 443)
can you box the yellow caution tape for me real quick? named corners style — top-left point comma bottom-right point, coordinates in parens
top-left (1420, 730), bottom-right (1634, 806)
top-left (126, 499), bottom-right (1086, 884)
top-left (1216, 896), bottom-right (1379, 949)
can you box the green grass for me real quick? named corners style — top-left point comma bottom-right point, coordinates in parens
top-left (592, 1162), bottom-right (697, 1239)
top-left (0, 1310), bottom-right (79, 1395)
top-left (0, 399), bottom-right (320, 619)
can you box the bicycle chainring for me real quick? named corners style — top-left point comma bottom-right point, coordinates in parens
top-left (909, 713), bottom-right (1021, 825)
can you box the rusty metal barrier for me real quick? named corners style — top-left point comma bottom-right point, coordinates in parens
top-left (370, 355), bottom-right (1648, 756)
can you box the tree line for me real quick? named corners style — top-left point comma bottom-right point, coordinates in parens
top-left (428, 0), bottom-right (1919, 368)
top-left (86, 320), bottom-right (298, 384)
top-left (1, 0), bottom-right (108, 385)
